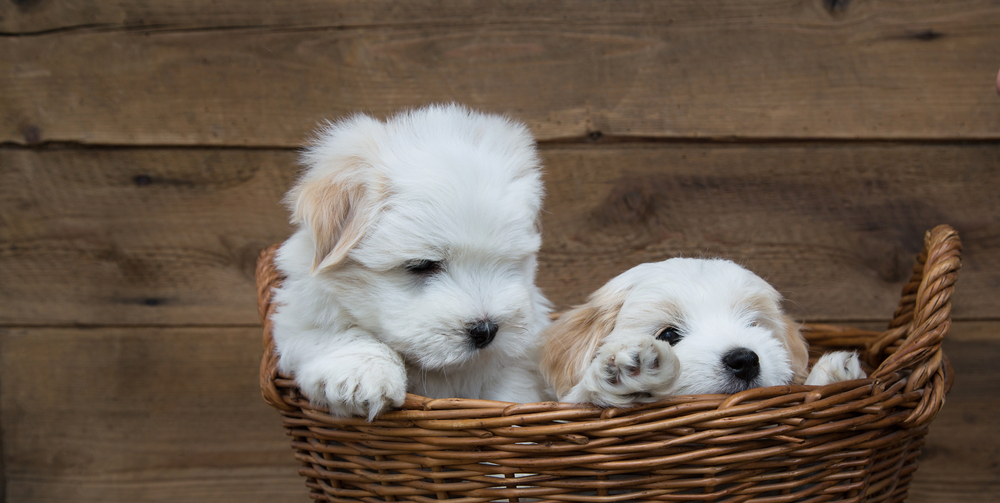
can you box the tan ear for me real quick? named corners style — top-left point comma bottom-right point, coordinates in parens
top-left (287, 168), bottom-right (381, 273)
top-left (779, 315), bottom-right (810, 384)
top-left (540, 289), bottom-right (628, 400)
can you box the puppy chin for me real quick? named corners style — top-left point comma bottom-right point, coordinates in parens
top-left (401, 338), bottom-right (482, 370)
top-left (391, 323), bottom-right (530, 371)
top-left (717, 376), bottom-right (765, 394)
top-left (673, 373), bottom-right (775, 396)
top-left (698, 358), bottom-right (793, 395)
top-left (682, 362), bottom-right (793, 395)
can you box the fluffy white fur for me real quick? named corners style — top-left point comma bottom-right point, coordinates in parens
top-left (540, 258), bottom-right (866, 407)
top-left (805, 351), bottom-right (866, 386)
top-left (271, 104), bottom-right (552, 419)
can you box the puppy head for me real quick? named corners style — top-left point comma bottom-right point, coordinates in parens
top-left (543, 258), bottom-right (809, 397)
top-left (288, 104), bottom-right (547, 369)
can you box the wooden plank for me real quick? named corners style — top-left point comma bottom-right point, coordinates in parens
top-left (0, 1), bottom-right (779, 33)
top-left (0, 322), bottom-right (995, 502)
top-left (3, 0), bottom-right (993, 34)
top-left (0, 326), bottom-right (309, 503)
top-left (3, 2), bottom-right (1000, 145)
top-left (1, 0), bottom-right (998, 34)
top-left (2, 143), bottom-right (999, 325)
top-left (0, 148), bottom-right (294, 325)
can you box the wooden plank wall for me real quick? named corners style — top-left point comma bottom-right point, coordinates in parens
top-left (2, 1), bottom-right (998, 501)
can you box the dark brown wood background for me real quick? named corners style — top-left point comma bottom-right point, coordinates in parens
top-left (2, 1), bottom-right (998, 501)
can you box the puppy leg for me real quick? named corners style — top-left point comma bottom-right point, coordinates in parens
top-left (564, 334), bottom-right (680, 407)
top-left (804, 351), bottom-right (867, 386)
top-left (285, 327), bottom-right (408, 420)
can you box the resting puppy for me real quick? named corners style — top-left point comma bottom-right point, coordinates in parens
top-left (271, 104), bottom-right (551, 419)
top-left (540, 258), bottom-right (865, 407)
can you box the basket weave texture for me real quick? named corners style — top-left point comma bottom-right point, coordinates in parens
top-left (257, 225), bottom-right (960, 503)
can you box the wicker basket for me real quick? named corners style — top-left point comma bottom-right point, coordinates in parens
top-left (257, 225), bottom-right (960, 503)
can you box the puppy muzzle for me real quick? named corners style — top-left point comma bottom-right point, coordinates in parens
top-left (723, 348), bottom-right (760, 382)
top-left (468, 320), bottom-right (499, 349)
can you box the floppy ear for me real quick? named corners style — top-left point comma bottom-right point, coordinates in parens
top-left (540, 288), bottom-right (629, 400)
top-left (287, 164), bottom-right (382, 273)
top-left (779, 315), bottom-right (810, 384)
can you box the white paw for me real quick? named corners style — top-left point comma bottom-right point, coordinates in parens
top-left (804, 351), bottom-right (867, 386)
top-left (297, 352), bottom-right (407, 420)
top-left (566, 335), bottom-right (680, 407)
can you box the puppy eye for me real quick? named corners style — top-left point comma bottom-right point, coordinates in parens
top-left (404, 259), bottom-right (443, 275)
top-left (747, 320), bottom-right (759, 328)
top-left (656, 326), bottom-right (683, 346)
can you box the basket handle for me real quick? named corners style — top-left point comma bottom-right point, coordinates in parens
top-left (865, 225), bottom-right (962, 384)
top-left (256, 245), bottom-right (296, 411)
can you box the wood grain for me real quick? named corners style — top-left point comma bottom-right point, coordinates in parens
top-left (0, 148), bottom-right (294, 325)
top-left (3, 143), bottom-right (998, 325)
top-left (0, 0), bottom-right (790, 33)
top-left (2, 0), bottom-right (993, 33)
top-left (0, 326), bottom-right (309, 503)
top-left (1, 322), bottom-right (995, 502)
top-left (3, 1), bottom-right (1000, 145)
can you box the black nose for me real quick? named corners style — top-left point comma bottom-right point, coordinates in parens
top-left (723, 348), bottom-right (760, 382)
top-left (468, 320), bottom-right (499, 349)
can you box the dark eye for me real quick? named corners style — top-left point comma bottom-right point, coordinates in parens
top-left (656, 326), bottom-right (683, 346)
top-left (404, 259), bottom-right (442, 275)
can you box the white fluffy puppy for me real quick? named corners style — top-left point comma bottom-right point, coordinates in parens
top-left (271, 104), bottom-right (551, 419)
top-left (540, 259), bottom-right (865, 407)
